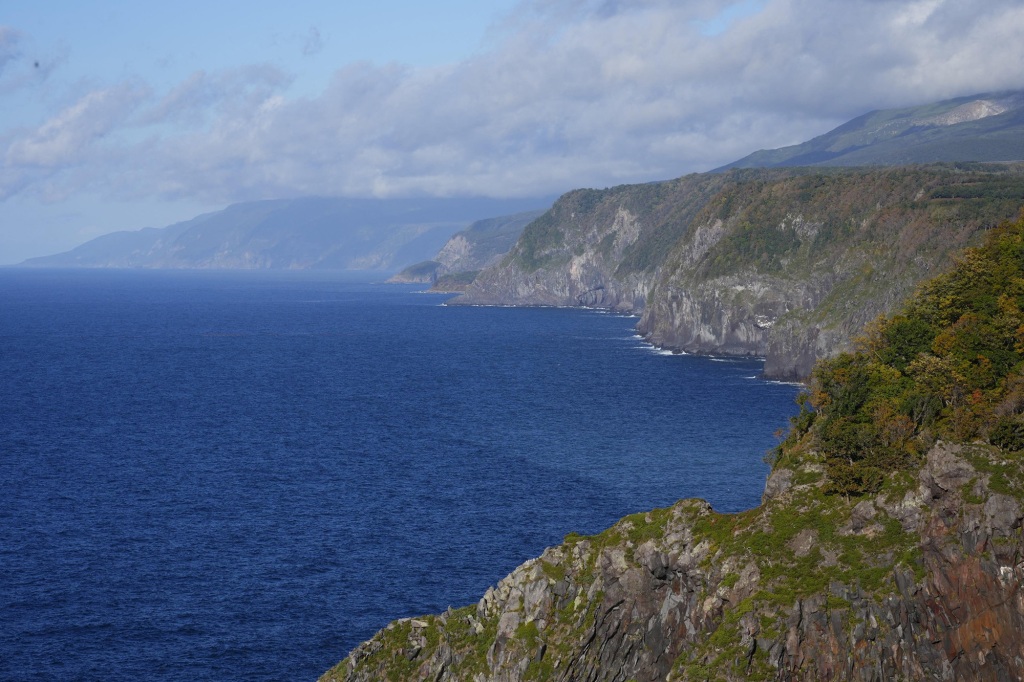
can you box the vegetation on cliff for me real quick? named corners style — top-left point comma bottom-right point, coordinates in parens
top-left (458, 163), bottom-right (1024, 380)
top-left (781, 209), bottom-right (1024, 496)
top-left (322, 212), bottom-right (1024, 681)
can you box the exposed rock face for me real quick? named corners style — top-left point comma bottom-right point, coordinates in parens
top-left (454, 165), bottom-right (1024, 379)
top-left (453, 174), bottom-right (736, 312)
top-left (456, 199), bottom-right (675, 312)
top-left (637, 272), bottom-right (806, 357)
top-left (435, 235), bottom-right (476, 271)
top-left (321, 443), bottom-right (1024, 681)
top-left (389, 211), bottom-right (546, 285)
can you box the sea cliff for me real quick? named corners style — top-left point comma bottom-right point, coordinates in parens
top-left (322, 213), bottom-right (1024, 681)
top-left (454, 165), bottom-right (1024, 381)
top-left (389, 211), bottom-right (545, 285)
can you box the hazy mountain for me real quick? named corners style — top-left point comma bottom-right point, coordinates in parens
top-left (20, 196), bottom-right (554, 272)
top-left (387, 209), bottom-right (545, 286)
top-left (718, 90), bottom-right (1024, 170)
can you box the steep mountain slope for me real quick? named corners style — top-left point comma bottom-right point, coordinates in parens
top-left (321, 211), bottom-right (1024, 682)
top-left (719, 90), bottom-right (1024, 170)
top-left (454, 173), bottom-right (735, 310)
top-left (20, 197), bottom-right (551, 272)
top-left (456, 164), bottom-right (1024, 380)
top-left (639, 166), bottom-right (1024, 379)
top-left (388, 210), bottom-right (545, 285)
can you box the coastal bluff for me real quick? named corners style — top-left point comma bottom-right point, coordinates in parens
top-left (322, 214), bottom-right (1024, 681)
top-left (452, 165), bottom-right (1024, 381)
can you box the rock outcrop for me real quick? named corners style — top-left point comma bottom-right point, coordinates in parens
top-left (321, 443), bottom-right (1024, 682)
top-left (454, 174), bottom-right (731, 313)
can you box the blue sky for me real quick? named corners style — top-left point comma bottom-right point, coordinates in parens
top-left (2, 1), bottom-right (518, 102)
top-left (2, 0), bottom-right (1023, 263)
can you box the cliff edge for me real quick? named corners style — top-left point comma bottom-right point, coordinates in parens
top-left (325, 442), bottom-right (1022, 681)
top-left (322, 213), bottom-right (1024, 681)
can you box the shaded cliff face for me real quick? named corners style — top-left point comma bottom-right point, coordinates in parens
top-left (456, 165), bottom-right (1024, 380)
top-left (321, 443), bottom-right (1024, 682)
top-left (639, 167), bottom-right (1024, 379)
top-left (388, 210), bottom-right (546, 285)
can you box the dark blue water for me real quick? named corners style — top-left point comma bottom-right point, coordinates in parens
top-left (0, 269), bottom-right (799, 681)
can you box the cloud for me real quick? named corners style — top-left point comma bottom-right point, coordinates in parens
top-left (6, 82), bottom-right (150, 168)
top-left (2, 0), bottom-right (1023, 207)
top-left (139, 65), bottom-right (292, 126)
top-left (0, 82), bottom-right (151, 201)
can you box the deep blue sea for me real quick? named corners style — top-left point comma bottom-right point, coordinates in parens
top-left (0, 269), bottom-right (799, 681)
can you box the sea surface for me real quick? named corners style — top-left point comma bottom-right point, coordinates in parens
top-left (0, 269), bottom-right (800, 681)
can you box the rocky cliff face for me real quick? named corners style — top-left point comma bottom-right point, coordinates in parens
top-left (388, 211), bottom-right (546, 285)
top-left (455, 165), bottom-right (1024, 380)
top-left (454, 174), bottom-right (733, 312)
top-left (636, 168), bottom-right (989, 379)
top-left (320, 442), bottom-right (1024, 682)
top-left (320, 208), bottom-right (1024, 682)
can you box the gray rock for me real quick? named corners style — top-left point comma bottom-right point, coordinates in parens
top-left (762, 468), bottom-right (794, 503)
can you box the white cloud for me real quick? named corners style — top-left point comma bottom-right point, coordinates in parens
top-left (138, 65), bottom-right (291, 127)
top-left (6, 83), bottom-right (150, 167)
top-left (2, 0), bottom-right (1023, 207)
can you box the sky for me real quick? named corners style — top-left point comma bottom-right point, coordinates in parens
top-left (2, 0), bottom-right (1023, 264)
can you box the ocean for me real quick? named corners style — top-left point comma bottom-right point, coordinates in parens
top-left (0, 269), bottom-right (799, 680)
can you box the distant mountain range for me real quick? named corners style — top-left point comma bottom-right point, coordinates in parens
top-left (718, 90), bottom-right (1024, 170)
top-left (20, 196), bottom-right (554, 272)
top-left (22, 90), bottom-right (1024, 274)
